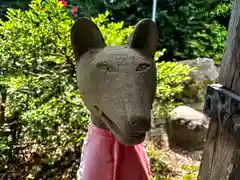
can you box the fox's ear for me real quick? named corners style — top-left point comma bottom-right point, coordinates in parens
top-left (71, 18), bottom-right (106, 61)
top-left (128, 19), bottom-right (158, 58)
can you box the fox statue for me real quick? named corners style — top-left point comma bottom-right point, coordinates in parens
top-left (70, 17), bottom-right (158, 180)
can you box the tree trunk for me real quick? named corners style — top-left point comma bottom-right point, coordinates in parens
top-left (198, 0), bottom-right (240, 179)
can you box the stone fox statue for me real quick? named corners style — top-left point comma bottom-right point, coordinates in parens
top-left (71, 17), bottom-right (158, 180)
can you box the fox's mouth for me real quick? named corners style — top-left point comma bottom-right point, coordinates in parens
top-left (100, 110), bottom-right (146, 143)
top-left (102, 111), bottom-right (146, 136)
top-left (92, 105), bottom-right (147, 144)
top-left (131, 132), bottom-right (146, 138)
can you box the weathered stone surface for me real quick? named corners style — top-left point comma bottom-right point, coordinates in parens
top-left (166, 106), bottom-right (209, 151)
top-left (180, 58), bottom-right (219, 83)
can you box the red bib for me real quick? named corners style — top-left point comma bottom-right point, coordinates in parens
top-left (78, 124), bottom-right (151, 180)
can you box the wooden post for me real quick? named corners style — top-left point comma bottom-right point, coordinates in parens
top-left (198, 0), bottom-right (240, 179)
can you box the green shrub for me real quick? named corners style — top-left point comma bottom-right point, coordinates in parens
top-left (147, 143), bottom-right (175, 179)
top-left (74, 0), bottom-right (231, 63)
top-left (0, 0), bottom-right (90, 178)
top-left (166, 0), bottom-right (231, 64)
top-left (152, 61), bottom-right (194, 120)
top-left (185, 21), bottom-right (227, 65)
top-left (1, 0), bottom-right (233, 63)
top-left (181, 164), bottom-right (199, 180)
top-left (91, 10), bottom-right (133, 45)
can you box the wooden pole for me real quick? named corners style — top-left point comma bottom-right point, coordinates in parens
top-left (198, 0), bottom-right (240, 179)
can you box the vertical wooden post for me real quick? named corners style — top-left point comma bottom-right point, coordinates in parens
top-left (198, 0), bottom-right (240, 179)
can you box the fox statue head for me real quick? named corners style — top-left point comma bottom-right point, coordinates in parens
top-left (71, 18), bottom-right (158, 145)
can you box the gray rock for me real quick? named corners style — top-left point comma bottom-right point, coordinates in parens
top-left (166, 106), bottom-right (209, 151)
top-left (180, 58), bottom-right (219, 83)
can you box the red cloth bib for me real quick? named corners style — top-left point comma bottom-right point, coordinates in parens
top-left (78, 124), bottom-right (151, 180)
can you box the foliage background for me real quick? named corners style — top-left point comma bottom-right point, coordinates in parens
top-left (0, 0), bottom-right (233, 64)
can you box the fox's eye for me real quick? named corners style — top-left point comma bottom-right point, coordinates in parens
top-left (136, 63), bottom-right (150, 71)
top-left (96, 63), bottom-right (112, 71)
